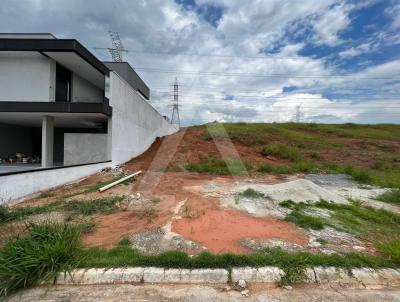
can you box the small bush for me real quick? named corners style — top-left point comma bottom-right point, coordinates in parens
top-left (261, 143), bottom-right (302, 162)
top-left (239, 188), bottom-right (264, 198)
top-left (64, 196), bottom-right (124, 216)
top-left (377, 189), bottom-right (400, 205)
top-left (0, 222), bottom-right (82, 296)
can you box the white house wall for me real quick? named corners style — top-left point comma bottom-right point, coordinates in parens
top-left (71, 73), bottom-right (104, 103)
top-left (109, 72), bottom-right (178, 165)
top-left (0, 51), bottom-right (53, 102)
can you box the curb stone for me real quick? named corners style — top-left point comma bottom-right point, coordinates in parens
top-left (56, 267), bottom-right (400, 286)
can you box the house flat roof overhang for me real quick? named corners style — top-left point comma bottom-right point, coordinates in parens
top-left (0, 38), bottom-right (109, 89)
top-left (0, 38), bottom-right (109, 76)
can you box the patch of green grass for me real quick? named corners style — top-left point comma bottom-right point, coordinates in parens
top-left (284, 210), bottom-right (327, 230)
top-left (202, 123), bottom-right (342, 148)
top-left (0, 222), bottom-right (82, 297)
top-left (343, 166), bottom-right (372, 183)
top-left (314, 199), bottom-right (400, 239)
top-left (117, 237), bottom-right (131, 247)
top-left (284, 123), bottom-right (400, 140)
top-left (0, 200), bottom-right (64, 224)
top-left (257, 161), bottom-right (317, 174)
top-left (316, 238), bottom-right (329, 245)
top-left (261, 143), bottom-right (302, 162)
top-left (238, 188), bottom-right (265, 198)
top-left (376, 189), bottom-right (400, 205)
top-left (186, 155), bottom-right (250, 175)
top-left (376, 238), bottom-right (400, 264)
top-left (64, 196), bottom-right (125, 216)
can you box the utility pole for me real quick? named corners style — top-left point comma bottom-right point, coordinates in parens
top-left (170, 77), bottom-right (181, 128)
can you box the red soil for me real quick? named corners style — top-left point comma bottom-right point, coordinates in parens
top-left (172, 208), bottom-right (308, 254)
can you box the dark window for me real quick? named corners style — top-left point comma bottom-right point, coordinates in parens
top-left (55, 64), bottom-right (71, 102)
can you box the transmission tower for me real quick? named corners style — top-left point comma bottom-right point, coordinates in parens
top-left (295, 105), bottom-right (301, 123)
top-left (108, 31), bottom-right (125, 62)
top-left (170, 78), bottom-right (181, 128)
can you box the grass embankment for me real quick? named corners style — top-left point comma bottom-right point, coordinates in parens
top-left (186, 123), bottom-right (400, 189)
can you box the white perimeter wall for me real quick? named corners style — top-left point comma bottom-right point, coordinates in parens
top-left (0, 52), bottom-right (53, 102)
top-left (64, 133), bottom-right (108, 166)
top-left (109, 72), bottom-right (178, 165)
top-left (0, 162), bottom-right (111, 204)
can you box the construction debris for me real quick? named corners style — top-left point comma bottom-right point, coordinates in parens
top-left (99, 171), bottom-right (142, 192)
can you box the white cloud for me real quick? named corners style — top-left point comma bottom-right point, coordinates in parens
top-left (338, 42), bottom-right (374, 58)
top-left (312, 3), bottom-right (351, 46)
top-left (386, 1), bottom-right (400, 29)
top-left (0, 0), bottom-right (398, 125)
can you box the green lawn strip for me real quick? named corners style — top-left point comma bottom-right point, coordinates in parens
top-left (80, 246), bottom-right (395, 286)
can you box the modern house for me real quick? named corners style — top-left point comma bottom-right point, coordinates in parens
top-left (0, 33), bottom-right (177, 202)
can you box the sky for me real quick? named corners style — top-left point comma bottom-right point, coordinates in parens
top-left (1, 0), bottom-right (399, 125)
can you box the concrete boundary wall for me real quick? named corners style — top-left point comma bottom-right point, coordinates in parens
top-left (64, 133), bottom-right (108, 166)
top-left (0, 162), bottom-right (111, 203)
top-left (57, 267), bottom-right (400, 287)
top-left (109, 72), bottom-right (178, 166)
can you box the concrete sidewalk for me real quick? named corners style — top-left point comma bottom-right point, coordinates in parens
top-left (8, 284), bottom-right (400, 302)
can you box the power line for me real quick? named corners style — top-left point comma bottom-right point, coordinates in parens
top-left (132, 67), bottom-right (400, 80)
top-left (91, 46), bottom-right (400, 64)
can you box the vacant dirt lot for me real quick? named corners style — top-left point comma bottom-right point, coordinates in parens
top-left (3, 123), bottom-right (400, 257)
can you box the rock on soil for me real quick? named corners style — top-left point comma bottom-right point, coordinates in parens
top-left (239, 238), bottom-right (303, 252)
top-left (233, 179), bottom-right (349, 204)
top-left (127, 228), bottom-right (204, 255)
